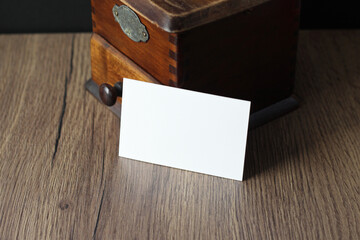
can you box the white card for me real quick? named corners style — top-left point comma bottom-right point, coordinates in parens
top-left (119, 78), bottom-right (251, 181)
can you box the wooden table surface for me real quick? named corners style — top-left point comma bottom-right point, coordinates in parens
top-left (0, 31), bottom-right (359, 239)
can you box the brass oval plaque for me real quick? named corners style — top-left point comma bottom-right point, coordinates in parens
top-left (112, 5), bottom-right (149, 43)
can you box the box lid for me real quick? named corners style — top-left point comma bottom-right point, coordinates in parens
top-left (122, 0), bottom-right (269, 32)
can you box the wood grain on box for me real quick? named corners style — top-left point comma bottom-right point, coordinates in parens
top-left (91, 33), bottom-right (159, 87)
top-left (92, 0), bottom-right (178, 86)
top-left (121, 0), bottom-right (270, 32)
top-left (92, 0), bottom-right (300, 111)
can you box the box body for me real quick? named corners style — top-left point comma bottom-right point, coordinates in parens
top-left (91, 0), bottom-right (300, 112)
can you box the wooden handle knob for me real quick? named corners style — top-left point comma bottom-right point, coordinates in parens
top-left (99, 82), bottom-right (123, 106)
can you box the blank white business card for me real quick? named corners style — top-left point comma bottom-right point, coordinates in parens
top-left (119, 78), bottom-right (251, 181)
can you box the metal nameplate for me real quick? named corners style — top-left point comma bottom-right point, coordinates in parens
top-left (112, 5), bottom-right (149, 43)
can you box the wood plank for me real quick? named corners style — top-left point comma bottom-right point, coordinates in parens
top-left (0, 33), bottom-right (119, 239)
top-left (0, 31), bottom-right (359, 239)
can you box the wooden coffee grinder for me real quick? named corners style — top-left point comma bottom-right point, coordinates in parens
top-left (86, 0), bottom-right (300, 128)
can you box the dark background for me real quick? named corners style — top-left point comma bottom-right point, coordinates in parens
top-left (0, 0), bottom-right (359, 33)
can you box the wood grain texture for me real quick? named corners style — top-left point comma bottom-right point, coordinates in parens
top-left (121, 0), bottom-right (269, 32)
top-left (92, 0), bottom-right (299, 111)
top-left (91, 33), bottom-right (159, 104)
top-left (0, 33), bottom-right (118, 239)
top-left (91, 33), bottom-right (159, 86)
top-left (0, 31), bottom-right (360, 239)
top-left (92, 0), bottom-right (177, 85)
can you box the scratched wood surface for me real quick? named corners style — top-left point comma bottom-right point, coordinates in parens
top-left (92, 0), bottom-right (177, 86)
top-left (0, 31), bottom-right (359, 239)
top-left (120, 0), bottom-right (269, 32)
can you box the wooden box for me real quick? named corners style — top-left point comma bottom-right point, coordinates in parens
top-left (89, 0), bottom-right (300, 112)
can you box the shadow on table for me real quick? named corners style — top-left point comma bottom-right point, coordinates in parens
top-left (243, 31), bottom-right (360, 180)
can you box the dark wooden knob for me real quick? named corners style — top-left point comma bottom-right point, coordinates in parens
top-left (99, 82), bottom-right (123, 106)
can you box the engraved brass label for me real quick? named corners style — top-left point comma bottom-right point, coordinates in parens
top-left (112, 5), bottom-right (149, 43)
